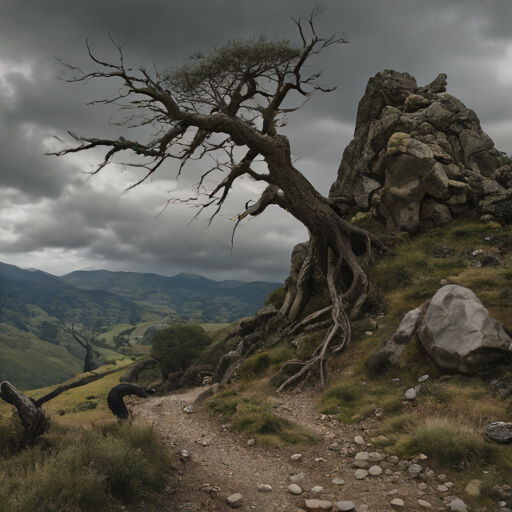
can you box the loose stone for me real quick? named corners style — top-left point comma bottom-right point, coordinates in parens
top-left (419, 453), bottom-right (428, 460)
top-left (464, 479), bottom-right (481, 497)
top-left (227, 493), bottom-right (243, 509)
top-left (335, 501), bottom-right (355, 511)
top-left (354, 451), bottom-right (369, 460)
top-left (332, 478), bottom-right (345, 486)
top-left (437, 474), bottom-right (447, 482)
top-left (448, 498), bottom-right (468, 511)
top-left (390, 498), bottom-right (405, 508)
top-left (405, 388), bottom-right (417, 400)
top-left (418, 483), bottom-right (428, 490)
top-left (418, 375), bottom-right (429, 383)
top-left (311, 486), bottom-right (324, 494)
top-left (368, 451), bottom-right (385, 462)
top-left (368, 465), bottom-right (383, 476)
top-left (288, 483), bottom-right (303, 495)
top-left (409, 463), bottom-right (422, 475)
top-left (291, 453), bottom-right (302, 461)
top-left (257, 484), bottom-right (272, 492)
top-left (354, 435), bottom-right (365, 445)
top-left (304, 499), bottom-right (333, 510)
top-left (354, 469), bottom-right (368, 480)
top-left (418, 499), bottom-right (432, 508)
top-left (247, 439), bottom-right (255, 446)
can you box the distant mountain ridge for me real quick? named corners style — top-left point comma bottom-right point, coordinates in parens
top-left (59, 269), bottom-right (281, 323)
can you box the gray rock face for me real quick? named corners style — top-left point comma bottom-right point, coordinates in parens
top-left (329, 70), bottom-right (509, 232)
top-left (416, 285), bottom-right (512, 373)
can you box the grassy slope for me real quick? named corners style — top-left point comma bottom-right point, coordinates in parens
top-left (0, 323), bottom-right (83, 391)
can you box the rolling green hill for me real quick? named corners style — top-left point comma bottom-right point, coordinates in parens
top-left (60, 270), bottom-right (282, 322)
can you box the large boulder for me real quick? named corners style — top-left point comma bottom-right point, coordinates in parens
top-left (329, 70), bottom-right (509, 232)
top-left (416, 285), bottom-right (512, 373)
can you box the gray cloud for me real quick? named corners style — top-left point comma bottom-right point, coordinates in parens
top-left (1, 0), bottom-right (512, 282)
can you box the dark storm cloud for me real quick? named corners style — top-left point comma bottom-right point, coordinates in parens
top-left (2, 0), bottom-right (512, 281)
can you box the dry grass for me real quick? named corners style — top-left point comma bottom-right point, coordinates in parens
top-left (0, 421), bottom-right (173, 512)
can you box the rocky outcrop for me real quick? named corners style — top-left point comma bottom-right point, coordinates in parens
top-left (416, 285), bottom-right (512, 373)
top-left (330, 70), bottom-right (511, 232)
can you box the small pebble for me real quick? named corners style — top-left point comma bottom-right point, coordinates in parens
top-left (409, 463), bottom-right (422, 475)
top-left (311, 486), bottom-right (324, 494)
top-left (438, 485), bottom-right (449, 493)
top-left (405, 388), bottom-right (417, 400)
top-left (354, 435), bottom-right (365, 445)
top-left (332, 478), bottom-right (345, 486)
top-left (368, 465), bottom-right (383, 476)
top-left (304, 499), bottom-right (333, 510)
top-left (288, 483), bottom-right (302, 495)
top-left (257, 484), bottom-right (272, 492)
top-left (354, 469), bottom-right (368, 480)
top-left (390, 498), bottom-right (405, 508)
top-left (335, 501), bottom-right (355, 511)
top-left (227, 493), bottom-right (243, 509)
top-left (418, 499), bottom-right (432, 508)
top-left (247, 439), bottom-right (255, 446)
top-left (291, 453), bottom-right (302, 461)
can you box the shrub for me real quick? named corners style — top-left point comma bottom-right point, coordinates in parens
top-left (405, 416), bottom-right (498, 470)
top-left (151, 323), bottom-right (212, 379)
top-left (264, 286), bottom-right (286, 309)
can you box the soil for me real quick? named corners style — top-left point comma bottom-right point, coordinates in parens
top-left (130, 386), bottom-right (456, 512)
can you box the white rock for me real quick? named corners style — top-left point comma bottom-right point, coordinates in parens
top-left (437, 485), bottom-right (449, 492)
top-left (335, 501), bottom-right (355, 511)
top-left (418, 499), bottom-right (432, 508)
top-left (419, 453), bottom-right (428, 460)
top-left (354, 469), bottom-right (368, 480)
top-left (405, 388), bottom-right (417, 400)
top-left (354, 451), bottom-right (370, 460)
top-left (247, 439), bottom-right (255, 446)
top-left (180, 449), bottom-right (189, 458)
top-left (368, 465), bottom-right (383, 476)
top-left (354, 435), bottom-right (365, 445)
top-left (304, 499), bottom-right (333, 510)
top-left (312, 486), bottom-right (324, 494)
top-left (368, 451), bottom-right (385, 462)
top-left (409, 463), bottom-right (422, 475)
top-left (418, 483), bottom-right (428, 490)
top-left (291, 453), bottom-right (302, 461)
top-left (418, 375), bottom-right (429, 383)
top-left (257, 484), bottom-right (272, 492)
top-left (390, 498), bottom-right (405, 508)
top-left (464, 479), bottom-right (481, 497)
top-left (332, 477), bottom-right (345, 485)
top-left (288, 483), bottom-right (302, 495)
top-left (183, 405), bottom-right (194, 413)
top-left (227, 493), bottom-right (243, 509)
top-left (448, 498), bottom-right (468, 512)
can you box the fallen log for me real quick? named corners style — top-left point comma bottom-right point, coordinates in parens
top-left (107, 383), bottom-right (148, 419)
top-left (0, 381), bottom-right (50, 444)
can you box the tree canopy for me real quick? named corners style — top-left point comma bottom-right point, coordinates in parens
top-left (151, 324), bottom-right (211, 379)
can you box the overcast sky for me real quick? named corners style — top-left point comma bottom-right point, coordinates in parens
top-left (1, 0), bottom-right (512, 283)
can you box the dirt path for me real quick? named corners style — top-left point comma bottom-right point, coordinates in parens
top-left (131, 386), bottom-right (457, 512)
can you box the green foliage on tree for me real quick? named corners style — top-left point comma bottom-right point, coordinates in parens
top-left (150, 324), bottom-right (212, 379)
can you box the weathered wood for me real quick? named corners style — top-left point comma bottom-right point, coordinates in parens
top-left (119, 358), bottom-right (158, 383)
top-left (35, 366), bottom-right (122, 407)
top-left (0, 381), bottom-right (50, 443)
top-left (107, 384), bottom-right (148, 419)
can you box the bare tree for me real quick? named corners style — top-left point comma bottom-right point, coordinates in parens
top-left (50, 11), bottom-right (388, 390)
top-left (57, 319), bottom-right (101, 372)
